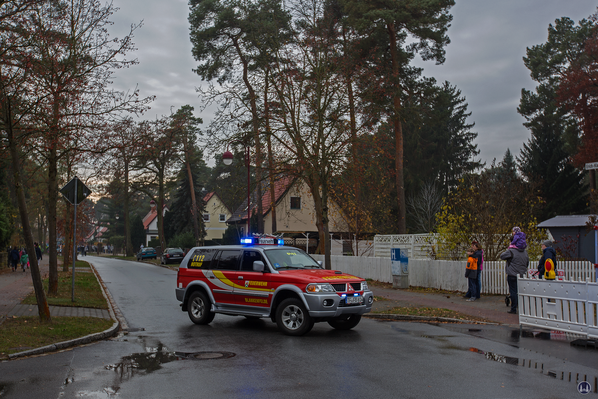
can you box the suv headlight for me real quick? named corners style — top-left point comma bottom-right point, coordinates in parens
top-left (361, 281), bottom-right (369, 291)
top-left (306, 283), bottom-right (335, 293)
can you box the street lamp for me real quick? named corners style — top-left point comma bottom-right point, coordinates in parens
top-left (222, 150), bottom-right (233, 166)
top-left (223, 147), bottom-right (251, 236)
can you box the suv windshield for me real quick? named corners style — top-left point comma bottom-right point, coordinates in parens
top-left (264, 248), bottom-right (321, 270)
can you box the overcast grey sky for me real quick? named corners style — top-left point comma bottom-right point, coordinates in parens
top-left (110, 0), bottom-right (597, 166)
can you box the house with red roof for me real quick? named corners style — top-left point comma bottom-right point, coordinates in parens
top-left (142, 200), bottom-right (168, 246)
top-left (227, 176), bottom-right (349, 237)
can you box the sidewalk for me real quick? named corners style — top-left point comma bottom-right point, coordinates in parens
top-left (0, 256), bottom-right (111, 321)
top-left (369, 285), bottom-right (519, 325)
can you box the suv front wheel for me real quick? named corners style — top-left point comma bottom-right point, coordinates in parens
top-left (276, 298), bottom-right (314, 336)
top-left (187, 291), bottom-right (215, 325)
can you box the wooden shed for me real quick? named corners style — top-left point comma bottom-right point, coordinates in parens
top-left (537, 215), bottom-right (598, 263)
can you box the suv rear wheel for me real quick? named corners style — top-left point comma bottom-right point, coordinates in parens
top-left (276, 298), bottom-right (313, 336)
top-left (327, 314), bottom-right (361, 330)
top-left (187, 291), bottom-right (215, 325)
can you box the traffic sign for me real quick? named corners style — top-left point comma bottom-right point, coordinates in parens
top-left (585, 162), bottom-right (598, 170)
top-left (60, 177), bottom-right (92, 205)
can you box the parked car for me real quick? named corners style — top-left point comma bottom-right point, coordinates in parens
top-left (161, 247), bottom-right (184, 264)
top-left (137, 247), bottom-right (157, 261)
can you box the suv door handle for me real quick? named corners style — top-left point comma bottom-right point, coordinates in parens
top-left (238, 276), bottom-right (243, 280)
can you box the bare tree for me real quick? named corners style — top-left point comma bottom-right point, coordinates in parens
top-left (407, 182), bottom-right (443, 233)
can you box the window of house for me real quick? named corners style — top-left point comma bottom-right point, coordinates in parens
top-left (203, 213), bottom-right (210, 222)
top-left (219, 214), bottom-right (226, 222)
top-left (290, 196), bottom-right (301, 210)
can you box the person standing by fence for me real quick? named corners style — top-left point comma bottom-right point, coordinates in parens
top-left (464, 242), bottom-right (483, 301)
top-left (500, 231), bottom-right (529, 314)
top-left (538, 240), bottom-right (557, 279)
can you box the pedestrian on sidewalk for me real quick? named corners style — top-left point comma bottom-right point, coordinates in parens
top-left (10, 247), bottom-right (20, 271)
top-left (35, 242), bottom-right (42, 263)
top-left (500, 229), bottom-right (529, 314)
top-left (20, 249), bottom-right (29, 272)
top-left (464, 242), bottom-right (481, 301)
top-left (466, 241), bottom-right (484, 300)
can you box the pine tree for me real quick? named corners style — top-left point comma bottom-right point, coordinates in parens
top-left (518, 16), bottom-right (591, 220)
top-left (165, 148), bottom-right (209, 242)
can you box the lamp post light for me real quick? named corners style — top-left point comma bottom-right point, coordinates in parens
top-left (223, 147), bottom-right (251, 236)
top-left (222, 150), bottom-right (233, 166)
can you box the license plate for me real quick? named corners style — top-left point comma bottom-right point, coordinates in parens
top-left (346, 296), bottom-right (362, 305)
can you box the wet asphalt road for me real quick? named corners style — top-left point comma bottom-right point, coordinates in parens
top-left (0, 257), bottom-right (596, 398)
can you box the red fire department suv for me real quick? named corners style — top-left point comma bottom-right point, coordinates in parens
top-left (175, 236), bottom-right (373, 336)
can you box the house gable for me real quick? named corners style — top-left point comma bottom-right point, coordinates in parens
top-left (227, 176), bottom-right (349, 235)
top-left (203, 192), bottom-right (232, 240)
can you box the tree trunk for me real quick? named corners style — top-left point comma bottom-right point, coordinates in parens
top-left (157, 173), bottom-right (166, 251)
top-left (183, 137), bottom-right (200, 246)
top-left (388, 23), bottom-right (406, 234)
top-left (590, 170), bottom-right (596, 214)
top-left (63, 202), bottom-right (72, 271)
top-left (265, 71), bottom-right (277, 234)
top-left (5, 114), bottom-right (51, 323)
top-left (124, 159), bottom-right (134, 256)
top-left (47, 144), bottom-right (59, 294)
top-left (235, 37), bottom-right (264, 233)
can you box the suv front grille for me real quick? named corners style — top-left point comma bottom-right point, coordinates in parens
top-left (331, 283), bottom-right (346, 292)
top-left (331, 282), bottom-right (362, 292)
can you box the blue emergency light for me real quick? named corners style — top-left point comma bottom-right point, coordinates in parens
top-left (241, 235), bottom-right (285, 246)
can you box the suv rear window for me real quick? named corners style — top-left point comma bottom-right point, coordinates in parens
top-left (188, 249), bottom-right (216, 269)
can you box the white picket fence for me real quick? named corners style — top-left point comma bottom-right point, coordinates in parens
top-left (312, 255), bottom-right (597, 294)
top-left (518, 277), bottom-right (598, 339)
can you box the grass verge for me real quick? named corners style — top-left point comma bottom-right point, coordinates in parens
top-left (22, 269), bottom-right (108, 309)
top-left (371, 304), bottom-right (491, 322)
top-left (0, 317), bottom-right (113, 357)
top-left (368, 281), bottom-right (492, 322)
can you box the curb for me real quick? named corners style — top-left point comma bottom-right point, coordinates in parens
top-left (7, 263), bottom-right (121, 360)
top-left (364, 313), bottom-right (500, 325)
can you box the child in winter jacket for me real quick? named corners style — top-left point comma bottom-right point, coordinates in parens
top-left (20, 250), bottom-right (29, 272)
top-left (509, 226), bottom-right (527, 250)
top-left (538, 240), bottom-right (557, 278)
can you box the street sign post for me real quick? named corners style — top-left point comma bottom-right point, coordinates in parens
top-left (60, 177), bottom-right (92, 205)
top-left (60, 177), bottom-right (92, 302)
top-left (584, 162), bottom-right (598, 170)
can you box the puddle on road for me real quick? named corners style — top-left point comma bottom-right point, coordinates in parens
top-left (105, 344), bottom-right (180, 376)
top-left (69, 339), bottom-right (236, 397)
top-left (469, 347), bottom-right (598, 393)
top-left (103, 340), bottom-right (235, 381)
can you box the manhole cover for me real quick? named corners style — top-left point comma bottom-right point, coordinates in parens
top-left (175, 351), bottom-right (235, 360)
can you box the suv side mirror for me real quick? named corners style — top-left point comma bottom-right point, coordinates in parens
top-left (253, 261), bottom-right (265, 272)
top-left (317, 261), bottom-right (323, 266)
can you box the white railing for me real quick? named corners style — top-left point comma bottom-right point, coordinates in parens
top-left (518, 278), bottom-right (598, 339)
top-left (312, 255), bottom-right (597, 294)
